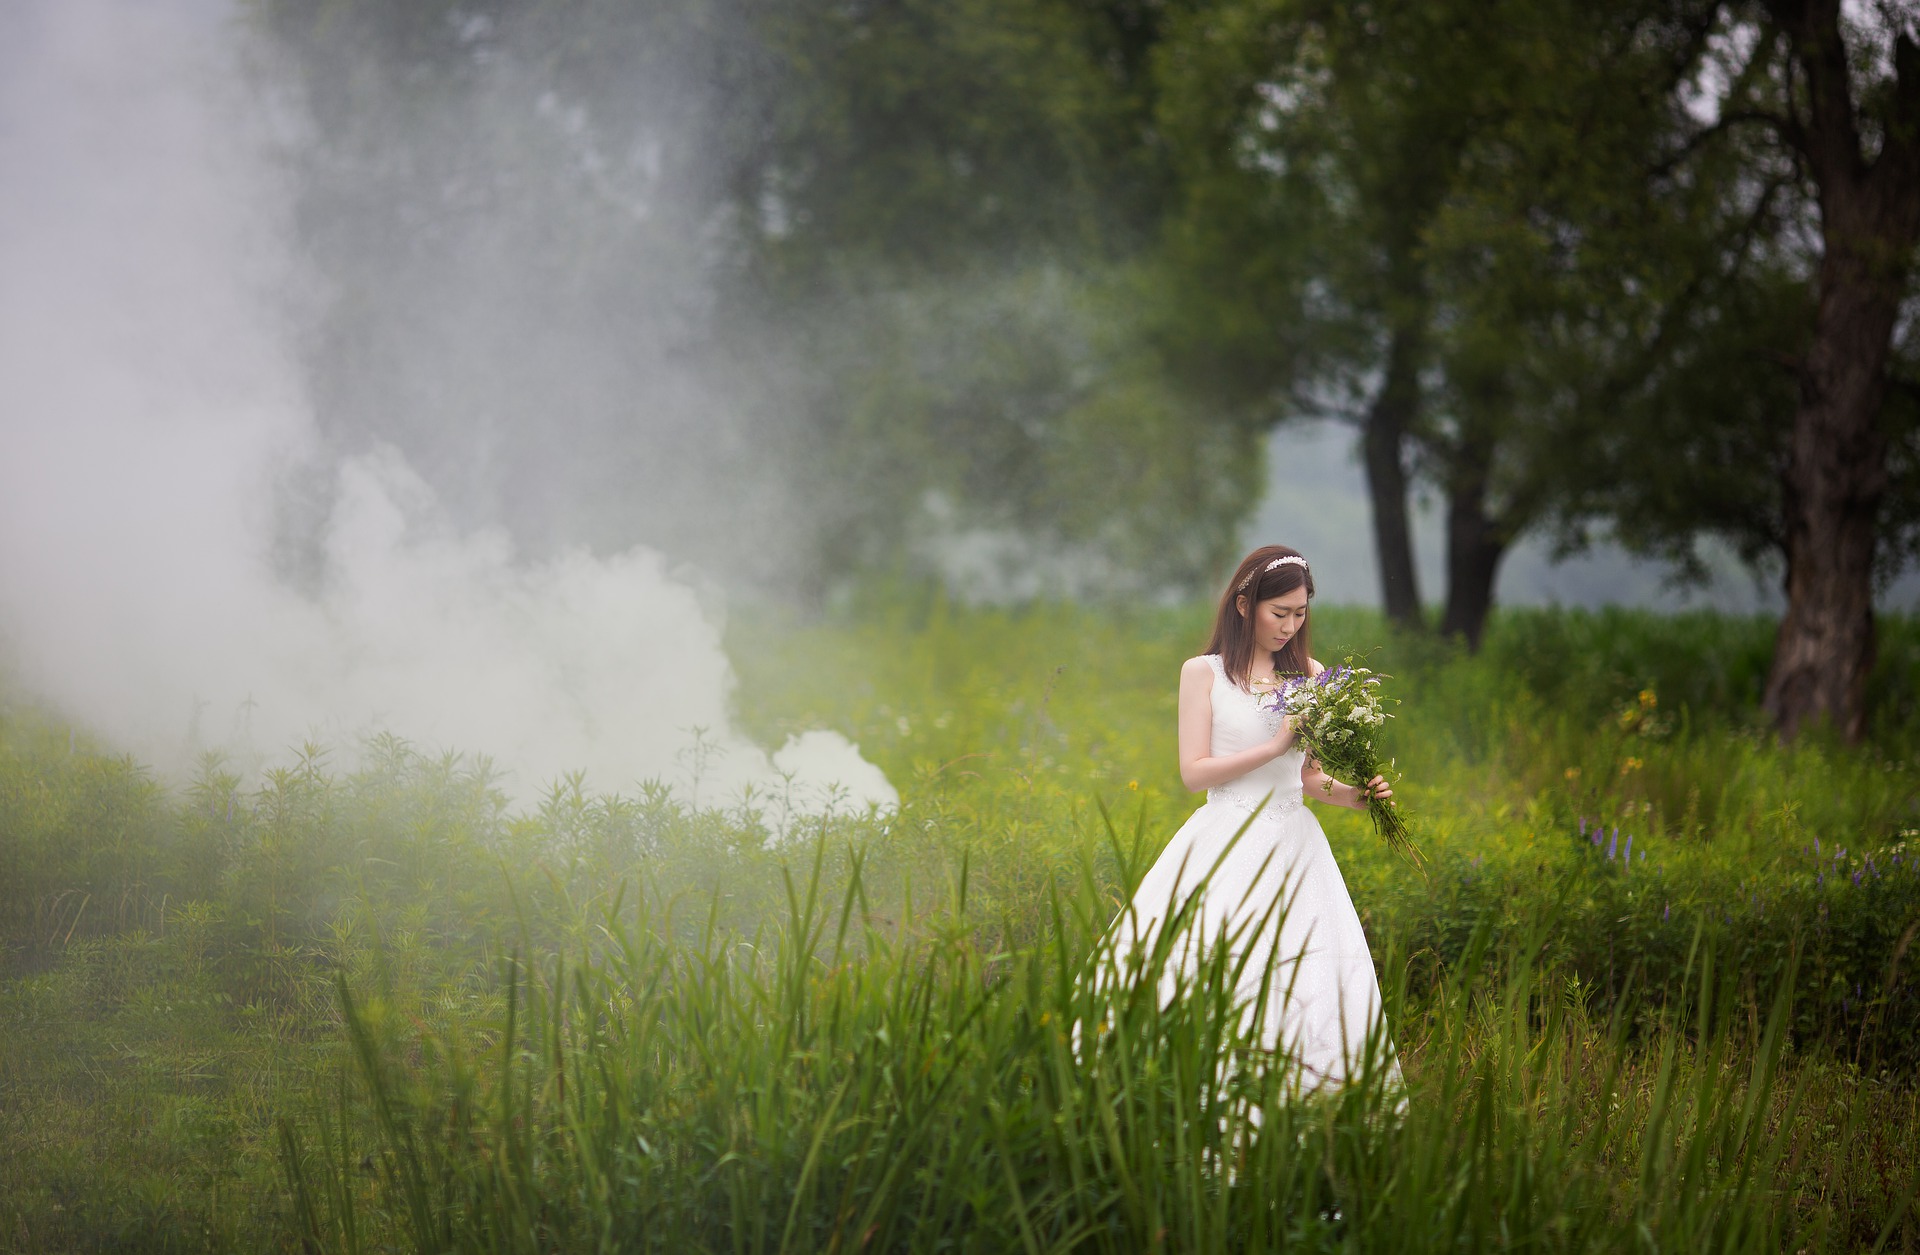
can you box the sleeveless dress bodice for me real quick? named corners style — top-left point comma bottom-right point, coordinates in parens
top-left (1200, 653), bottom-right (1307, 820)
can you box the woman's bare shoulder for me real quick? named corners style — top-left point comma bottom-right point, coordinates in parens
top-left (1307, 656), bottom-right (1326, 676)
top-left (1181, 655), bottom-right (1217, 680)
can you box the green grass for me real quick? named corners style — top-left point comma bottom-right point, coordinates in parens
top-left (3, 600), bottom-right (1919, 1251)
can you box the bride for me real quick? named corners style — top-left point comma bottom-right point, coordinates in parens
top-left (1103, 544), bottom-right (1397, 1091)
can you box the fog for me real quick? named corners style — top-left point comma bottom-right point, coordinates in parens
top-left (0, 0), bottom-right (894, 812)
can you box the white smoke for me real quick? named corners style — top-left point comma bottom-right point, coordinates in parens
top-left (0, 0), bottom-right (895, 813)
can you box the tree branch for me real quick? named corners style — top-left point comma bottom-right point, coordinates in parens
top-left (1654, 108), bottom-right (1805, 177)
top-left (1658, 2), bottom-right (1732, 102)
top-left (1869, 32), bottom-right (1920, 221)
top-left (1763, 0), bottom-right (1867, 189)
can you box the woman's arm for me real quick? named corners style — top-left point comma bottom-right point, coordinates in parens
top-left (1177, 657), bottom-right (1298, 792)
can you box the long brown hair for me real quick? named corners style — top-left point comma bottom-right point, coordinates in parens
top-left (1205, 545), bottom-right (1314, 689)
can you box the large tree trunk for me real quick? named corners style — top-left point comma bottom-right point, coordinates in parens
top-left (1761, 226), bottom-right (1900, 741)
top-left (1362, 325), bottom-right (1425, 628)
top-left (1758, 2), bottom-right (1920, 742)
top-left (1438, 438), bottom-right (1506, 650)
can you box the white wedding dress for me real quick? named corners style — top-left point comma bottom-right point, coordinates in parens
top-left (1103, 653), bottom-right (1394, 1090)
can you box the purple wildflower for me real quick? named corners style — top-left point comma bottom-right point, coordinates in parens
top-left (1607, 830), bottom-right (1618, 860)
top-left (1663, 902), bottom-right (1670, 920)
top-left (1815, 836), bottom-right (1821, 855)
top-left (1624, 834), bottom-right (1634, 864)
top-left (1852, 871), bottom-right (1861, 887)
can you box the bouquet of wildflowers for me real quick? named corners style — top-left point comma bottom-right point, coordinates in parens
top-left (1261, 661), bottom-right (1418, 860)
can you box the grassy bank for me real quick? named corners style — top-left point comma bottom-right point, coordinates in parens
top-left (2, 602), bottom-right (1918, 1250)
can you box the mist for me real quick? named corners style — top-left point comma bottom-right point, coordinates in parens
top-left (0, 0), bottom-right (894, 812)
top-left (1249, 422), bottom-right (1920, 615)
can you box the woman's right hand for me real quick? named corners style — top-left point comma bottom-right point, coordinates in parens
top-left (1268, 713), bottom-right (1298, 759)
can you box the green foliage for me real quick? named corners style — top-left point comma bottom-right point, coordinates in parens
top-left (4, 603), bottom-right (1920, 1249)
top-left (739, 599), bottom-right (1920, 1058)
top-left (253, 0), bottom-right (1260, 596)
top-left (253, 0), bottom-right (1920, 617)
top-left (278, 857), bottom-right (1846, 1254)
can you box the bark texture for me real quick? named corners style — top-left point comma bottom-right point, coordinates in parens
top-left (1759, 0), bottom-right (1920, 741)
top-left (1363, 325), bottom-right (1425, 628)
top-left (1438, 436), bottom-right (1507, 650)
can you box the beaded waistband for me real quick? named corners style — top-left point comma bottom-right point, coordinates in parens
top-left (1205, 783), bottom-right (1307, 820)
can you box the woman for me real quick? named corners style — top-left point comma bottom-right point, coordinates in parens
top-left (1104, 544), bottom-right (1396, 1091)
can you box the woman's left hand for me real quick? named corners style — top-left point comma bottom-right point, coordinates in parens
top-left (1358, 775), bottom-right (1393, 808)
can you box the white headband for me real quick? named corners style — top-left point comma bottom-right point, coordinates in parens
top-left (1235, 554), bottom-right (1308, 593)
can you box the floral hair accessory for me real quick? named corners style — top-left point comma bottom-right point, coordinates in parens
top-left (1235, 554), bottom-right (1308, 593)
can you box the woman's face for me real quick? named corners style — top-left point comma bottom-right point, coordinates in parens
top-left (1239, 587), bottom-right (1308, 655)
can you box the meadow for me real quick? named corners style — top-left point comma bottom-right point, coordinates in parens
top-left (2, 598), bottom-right (1918, 1252)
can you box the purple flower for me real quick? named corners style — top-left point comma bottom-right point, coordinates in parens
top-left (1624, 834), bottom-right (1634, 864)
top-left (1607, 830), bottom-right (1618, 860)
top-left (1852, 871), bottom-right (1861, 887)
top-left (1818, 871), bottom-right (1825, 886)
top-left (1663, 902), bottom-right (1670, 920)
top-left (1814, 836), bottom-right (1821, 855)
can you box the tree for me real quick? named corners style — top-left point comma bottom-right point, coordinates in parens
top-left (739, 0), bottom-right (1262, 596)
top-left (1147, 0), bottom-right (1686, 645)
top-left (1751, 0), bottom-right (1920, 739)
top-left (1558, 0), bottom-right (1920, 740)
top-left (257, 0), bottom-right (801, 578)
top-left (1145, 0), bottom-right (1494, 627)
top-left (259, 0), bottom-right (1263, 599)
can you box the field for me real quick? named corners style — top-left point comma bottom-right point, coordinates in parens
top-left (2, 598), bottom-right (1919, 1252)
